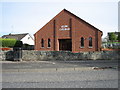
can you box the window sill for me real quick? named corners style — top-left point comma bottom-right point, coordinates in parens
top-left (47, 47), bottom-right (51, 48)
top-left (88, 47), bottom-right (93, 48)
top-left (41, 47), bottom-right (44, 48)
top-left (80, 47), bottom-right (84, 48)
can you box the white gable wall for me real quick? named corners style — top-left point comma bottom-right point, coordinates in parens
top-left (21, 34), bottom-right (34, 45)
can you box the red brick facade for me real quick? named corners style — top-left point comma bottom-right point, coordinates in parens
top-left (34, 9), bottom-right (102, 53)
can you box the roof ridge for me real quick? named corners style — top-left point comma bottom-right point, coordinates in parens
top-left (21, 33), bottom-right (28, 34)
top-left (10, 33), bottom-right (28, 35)
top-left (2, 33), bottom-right (29, 40)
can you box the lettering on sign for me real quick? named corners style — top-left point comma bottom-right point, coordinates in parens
top-left (59, 25), bottom-right (70, 31)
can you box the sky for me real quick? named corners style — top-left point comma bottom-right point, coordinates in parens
top-left (0, 0), bottom-right (119, 38)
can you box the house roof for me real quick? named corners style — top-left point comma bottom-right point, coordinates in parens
top-left (2, 33), bottom-right (28, 40)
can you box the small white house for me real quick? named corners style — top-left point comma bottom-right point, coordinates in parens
top-left (2, 33), bottom-right (34, 45)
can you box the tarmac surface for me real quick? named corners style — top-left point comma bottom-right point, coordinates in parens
top-left (2, 60), bottom-right (118, 70)
top-left (1, 60), bottom-right (119, 88)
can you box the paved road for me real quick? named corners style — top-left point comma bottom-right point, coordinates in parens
top-left (2, 60), bottom-right (118, 69)
top-left (1, 60), bottom-right (119, 88)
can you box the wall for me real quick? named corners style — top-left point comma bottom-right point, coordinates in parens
top-left (0, 50), bottom-right (14, 61)
top-left (22, 51), bottom-right (120, 61)
top-left (0, 50), bottom-right (119, 61)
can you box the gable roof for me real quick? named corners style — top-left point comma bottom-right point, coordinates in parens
top-left (62, 9), bottom-right (102, 33)
top-left (35, 9), bottom-right (102, 35)
top-left (2, 33), bottom-right (28, 40)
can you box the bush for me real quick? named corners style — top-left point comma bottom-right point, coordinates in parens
top-left (0, 38), bottom-right (23, 47)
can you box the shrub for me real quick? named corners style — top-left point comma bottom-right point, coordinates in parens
top-left (0, 38), bottom-right (23, 47)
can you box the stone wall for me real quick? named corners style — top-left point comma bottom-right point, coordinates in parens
top-left (21, 50), bottom-right (120, 61)
top-left (0, 50), bottom-right (14, 61)
top-left (0, 50), bottom-right (120, 61)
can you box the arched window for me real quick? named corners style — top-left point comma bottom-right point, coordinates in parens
top-left (81, 37), bottom-right (84, 47)
top-left (89, 37), bottom-right (92, 47)
top-left (41, 39), bottom-right (44, 48)
top-left (48, 39), bottom-right (51, 47)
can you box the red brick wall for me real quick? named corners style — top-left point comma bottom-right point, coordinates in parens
top-left (34, 9), bottom-right (102, 52)
top-left (34, 20), bottom-right (54, 51)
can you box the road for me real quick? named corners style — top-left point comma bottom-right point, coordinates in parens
top-left (1, 60), bottom-right (119, 88)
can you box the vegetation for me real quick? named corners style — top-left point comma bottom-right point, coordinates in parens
top-left (0, 38), bottom-right (23, 47)
top-left (102, 42), bottom-right (120, 44)
top-left (117, 32), bottom-right (120, 41)
top-left (108, 32), bottom-right (117, 41)
top-left (102, 32), bottom-right (120, 49)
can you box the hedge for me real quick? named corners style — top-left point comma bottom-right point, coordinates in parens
top-left (0, 38), bottom-right (23, 47)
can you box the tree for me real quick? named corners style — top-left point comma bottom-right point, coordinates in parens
top-left (117, 32), bottom-right (120, 41)
top-left (108, 32), bottom-right (117, 41)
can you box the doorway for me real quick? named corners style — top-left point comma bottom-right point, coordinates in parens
top-left (59, 39), bottom-right (72, 51)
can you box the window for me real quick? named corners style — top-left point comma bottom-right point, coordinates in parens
top-left (48, 39), bottom-right (51, 48)
top-left (41, 39), bottom-right (44, 48)
top-left (81, 37), bottom-right (84, 48)
top-left (89, 37), bottom-right (92, 47)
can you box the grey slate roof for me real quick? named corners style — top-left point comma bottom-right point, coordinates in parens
top-left (2, 33), bottom-right (28, 40)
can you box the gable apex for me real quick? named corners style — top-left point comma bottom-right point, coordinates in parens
top-left (34, 9), bottom-right (102, 35)
top-left (60, 9), bottom-right (102, 33)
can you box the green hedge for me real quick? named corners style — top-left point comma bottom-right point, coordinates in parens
top-left (0, 38), bottom-right (23, 47)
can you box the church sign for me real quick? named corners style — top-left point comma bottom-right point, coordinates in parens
top-left (59, 25), bottom-right (70, 31)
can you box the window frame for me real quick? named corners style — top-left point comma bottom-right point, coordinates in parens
top-left (47, 38), bottom-right (51, 48)
top-left (80, 37), bottom-right (84, 48)
top-left (41, 38), bottom-right (44, 48)
top-left (89, 37), bottom-right (93, 48)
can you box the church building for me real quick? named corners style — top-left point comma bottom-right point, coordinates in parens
top-left (34, 9), bottom-right (102, 53)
